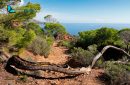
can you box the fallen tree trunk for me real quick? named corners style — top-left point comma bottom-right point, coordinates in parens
top-left (90, 45), bottom-right (130, 68)
top-left (5, 56), bottom-right (87, 75)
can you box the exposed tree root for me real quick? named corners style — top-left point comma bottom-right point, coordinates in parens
top-left (5, 56), bottom-right (88, 76)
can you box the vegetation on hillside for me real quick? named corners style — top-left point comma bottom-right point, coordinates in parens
top-left (0, 0), bottom-right (130, 84)
top-left (0, 1), bottom-right (67, 57)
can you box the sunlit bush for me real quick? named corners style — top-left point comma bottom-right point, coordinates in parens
top-left (70, 45), bottom-right (98, 66)
top-left (27, 37), bottom-right (51, 57)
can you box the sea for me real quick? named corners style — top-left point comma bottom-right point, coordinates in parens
top-left (62, 23), bottom-right (130, 35)
top-left (40, 23), bottom-right (130, 35)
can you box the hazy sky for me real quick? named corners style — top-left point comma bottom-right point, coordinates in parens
top-left (25, 0), bottom-right (130, 23)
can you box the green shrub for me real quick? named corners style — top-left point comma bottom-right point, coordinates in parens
top-left (46, 36), bottom-right (54, 46)
top-left (58, 40), bottom-right (73, 48)
top-left (95, 58), bottom-right (104, 68)
top-left (77, 30), bottom-right (97, 48)
top-left (26, 22), bottom-right (44, 36)
top-left (70, 45), bottom-right (98, 66)
top-left (95, 27), bottom-right (121, 46)
top-left (104, 61), bottom-right (130, 85)
top-left (27, 37), bottom-right (51, 57)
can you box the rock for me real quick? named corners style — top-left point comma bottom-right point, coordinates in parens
top-left (80, 66), bottom-right (91, 75)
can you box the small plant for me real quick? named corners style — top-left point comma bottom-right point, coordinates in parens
top-left (27, 37), bottom-right (51, 57)
top-left (18, 75), bottom-right (28, 83)
top-left (95, 58), bottom-right (104, 68)
top-left (58, 40), bottom-right (73, 48)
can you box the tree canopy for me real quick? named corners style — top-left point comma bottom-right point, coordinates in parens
top-left (77, 27), bottom-right (125, 49)
top-left (44, 23), bottom-right (67, 36)
top-left (0, 1), bottom-right (54, 57)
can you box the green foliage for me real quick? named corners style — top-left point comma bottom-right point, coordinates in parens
top-left (14, 3), bottom-right (41, 21)
top-left (70, 45), bottom-right (98, 66)
top-left (0, 1), bottom-right (54, 57)
top-left (95, 59), bottom-right (104, 68)
top-left (0, 3), bottom-right (41, 28)
top-left (77, 27), bottom-right (124, 49)
top-left (0, 2), bottom-right (41, 50)
top-left (44, 23), bottom-right (67, 36)
top-left (104, 61), bottom-right (130, 85)
top-left (78, 30), bottom-right (97, 47)
top-left (18, 75), bottom-right (28, 83)
top-left (0, 26), bottom-right (36, 49)
top-left (0, 27), bottom-right (24, 47)
top-left (27, 37), bottom-right (51, 57)
top-left (87, 44), bottom-right (98, 54)
top-left (17, 30), bottom-right (36, 48)
top-left (58, 40), bottom-right (74, 48)
top-left (7, 28), bottom-right (26, 47)
top-left (26, 22), bottom-right (44, 36)
top-left (45, 36), bottom-right (54, 46)
top-left (95, 28), bottom-right (122, 46)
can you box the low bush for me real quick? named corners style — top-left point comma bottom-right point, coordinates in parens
top-left (58, 40), bottom-right (74, 48)
top-left (104, 61), bottom-right (130, 85)
top-left (46, 36), bottom-right (54, 46)
top-left (95, 58), bottom-right (104, 68)
top-left (70, 45), bottom-right (98, 67)
top-left (27, 37), bottom-right (51, 57)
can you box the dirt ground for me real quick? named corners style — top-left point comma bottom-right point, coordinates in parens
top-left (0, 42), bottom-right (109, 85)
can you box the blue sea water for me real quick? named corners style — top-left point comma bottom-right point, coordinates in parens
top-left (62, 23), bottom-right (130, 35)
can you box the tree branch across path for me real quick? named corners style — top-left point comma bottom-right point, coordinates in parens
top-left (5, 56), bottom-right (90, 76)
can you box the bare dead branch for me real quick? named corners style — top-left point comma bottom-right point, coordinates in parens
top-left (90, 45), bottom-right (130, 68)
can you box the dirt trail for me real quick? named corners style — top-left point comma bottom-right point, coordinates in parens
top-left (20, 42), bottom-right (69, 65)
top-left (0, 42), bottom-right (107, 85)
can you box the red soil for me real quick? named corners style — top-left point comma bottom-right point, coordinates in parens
top-left (0, 42), bottom-right (107, 85)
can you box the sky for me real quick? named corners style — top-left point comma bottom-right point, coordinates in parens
top-left (24, 0), bottom-right (130, 23)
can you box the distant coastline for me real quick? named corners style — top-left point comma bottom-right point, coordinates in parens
top-left (40, 23), bottom-right (130, 35)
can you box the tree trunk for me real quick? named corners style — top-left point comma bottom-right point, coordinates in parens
top-left (5, 56), bottom-right (86, 75)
